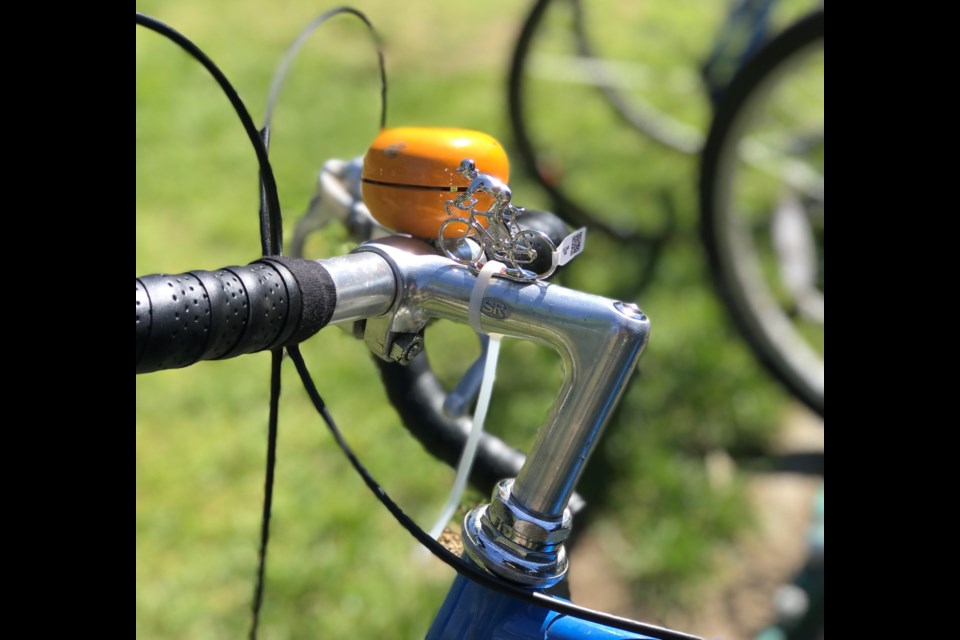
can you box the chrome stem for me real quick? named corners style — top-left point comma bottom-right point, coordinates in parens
top-left (320, 236), bottom-right (650, 587)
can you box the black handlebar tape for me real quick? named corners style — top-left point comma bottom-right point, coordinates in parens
top-left (136, 257), bottom-right (336, 373)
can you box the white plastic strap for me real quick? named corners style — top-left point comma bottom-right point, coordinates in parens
top-left (468, 260), bottom-right (506, 333)
top-left (426, 261), bottom-right (505, 542)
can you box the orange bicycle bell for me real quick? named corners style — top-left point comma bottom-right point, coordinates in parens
top-left (361, 127), bottom-right (510, 239)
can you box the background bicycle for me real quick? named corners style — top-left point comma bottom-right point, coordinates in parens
top-left (135, 1), bottom-right (822, 637)
top-left (507, 0), bottom-right (823, 416)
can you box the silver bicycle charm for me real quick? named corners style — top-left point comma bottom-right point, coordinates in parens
top-left (437, 159), bottom-right (557, 281)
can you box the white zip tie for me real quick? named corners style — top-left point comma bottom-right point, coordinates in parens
top-left (426, 260), bottom-right (506, 542)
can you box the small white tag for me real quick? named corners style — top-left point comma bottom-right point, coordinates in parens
top-left (557, 227), bottom-right (587, 266)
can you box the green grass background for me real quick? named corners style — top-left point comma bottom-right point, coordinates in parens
top-left (136, 1), bottom-right (816, 638)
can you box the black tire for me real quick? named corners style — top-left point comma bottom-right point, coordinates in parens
top-left (699, 10), bottom-right (824, 416)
